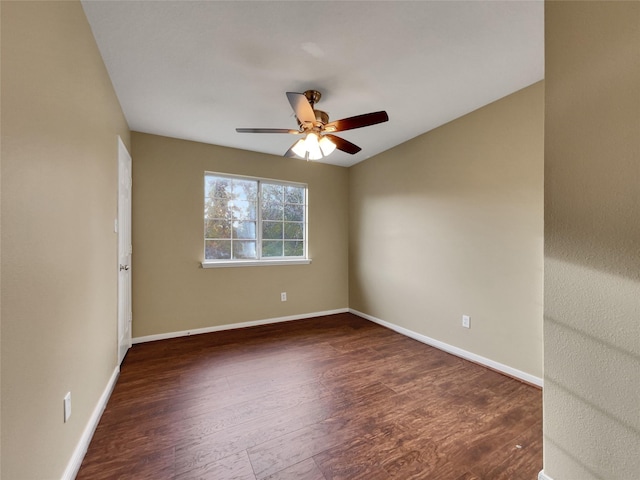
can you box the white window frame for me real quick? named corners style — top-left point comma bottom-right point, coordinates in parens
top-left (202, 172), bottom-right (311, 268)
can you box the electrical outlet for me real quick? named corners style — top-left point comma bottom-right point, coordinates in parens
top-left (64, 392), bottom-right (71, 423)
top-left (462, 315), bottom-right (470, 329)
top-left (281, 292), bottom-right (287, 302)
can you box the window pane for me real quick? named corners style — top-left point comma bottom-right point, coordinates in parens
top-left (262, 221), bottom-right (283, 240)
top-left (284, 222), bottom-right (303, 240)
top-left (285, 185), bottom-right (304, 204)
top-left (231, 200), bottom-right (256, 221)
top-left (262, 183), bottom-right (284, 202)
top-left (232, 241), bottom-right (257, 259)
top-left (205, 198), bottom-right (229, 220)
top-left (205, 240), bottom-right (231, 260)
top-left (232, 221), bottom-right (256, 239)
top-left (262, 203), bottom-right (283, 221)
top-left (284, 204), bottom-right (304, 222)
top-left (262, 240), bottom-right (283, 257)
top-left (205, 176), bottom-right (231, 199)
top-left (205, 219), bottom-right (231, 239)
top-left (284, 241), bottom-right (304, 257)
top-left (232, 179), bottom-right (257, 202)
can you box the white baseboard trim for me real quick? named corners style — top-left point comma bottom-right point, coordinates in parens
top-left (350, 309), bottom-right (543, 388)
top-left (538, 470), bottom-right (553, 480)
top-left (61, 365), bottom-right (120, 480)
top-left (132, 308), bottom-right (350, 344)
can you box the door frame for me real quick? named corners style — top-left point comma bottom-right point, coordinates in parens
top-left (117, 136), bottom-right (132, 365)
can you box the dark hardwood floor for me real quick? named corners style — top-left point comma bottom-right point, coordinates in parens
top-left (77, 313), bottom-right (542, 480)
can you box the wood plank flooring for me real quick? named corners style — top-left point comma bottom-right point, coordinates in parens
top-left (77, 313), bottom-right (542, 480)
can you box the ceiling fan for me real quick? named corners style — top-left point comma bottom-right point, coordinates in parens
top-left (236, 90), bottom-right (389, 160)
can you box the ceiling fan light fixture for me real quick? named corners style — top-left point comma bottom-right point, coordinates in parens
top-left (319, 136), bottom-right (336, 156)
top-left (305, 132), bottom-right (321, 157)
top-left (308, 150), bottom-right (323, 161)
top-left (292, 133), bottom-right (336, 160)
top-left (291, 138), bottom-right (307, 158)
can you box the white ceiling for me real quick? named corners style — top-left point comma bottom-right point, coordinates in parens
top-left (82, 1), bottom-right (543, 167)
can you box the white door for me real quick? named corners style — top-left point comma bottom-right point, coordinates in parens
top-left (117, 137), bottom-right (132, 365)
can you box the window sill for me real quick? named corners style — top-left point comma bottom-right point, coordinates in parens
top-left (201, 258), bottom-right (312, 268)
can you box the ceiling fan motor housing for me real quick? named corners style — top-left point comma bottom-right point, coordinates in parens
top-left (303, 90), bottom-right (322, 106)
top-left (314, 110), bottom-right (329, 125)
top-left (298, 90), bottom-right (329, 128)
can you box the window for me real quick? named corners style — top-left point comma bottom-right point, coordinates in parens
top-left (203, 172), bottom-right (309, 267)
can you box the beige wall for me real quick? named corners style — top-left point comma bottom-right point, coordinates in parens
top-left (1, 2), bottom-right (130, 479)
top-left (130, 132), bottom-right (349, 338)
top-left (543, 2), bottom-right (640, 479)
top-left (350, 82), bottom-right (544, 379)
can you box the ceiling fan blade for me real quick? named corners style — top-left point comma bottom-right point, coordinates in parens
top-left (286, 92), bottom-right (316, 124)
top-left (325, 134), bottom-right (362, 155)
top-left (326, 111), bottom-right (389, 132)
top-left (236, 128), bottom-right (300, 134)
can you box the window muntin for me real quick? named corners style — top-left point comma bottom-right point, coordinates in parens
top-left (204, 173), bottom-right (307, 263)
